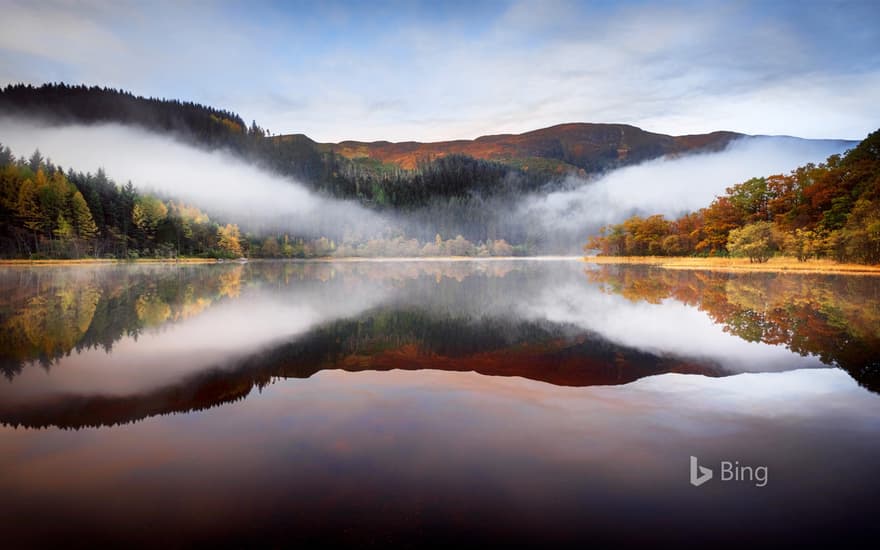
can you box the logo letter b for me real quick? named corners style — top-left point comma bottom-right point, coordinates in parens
top-left (690, 456), bottom-right (713, 487)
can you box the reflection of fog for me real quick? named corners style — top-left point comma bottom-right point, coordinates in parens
top-left (2, 258), bottom-right (874, 412)
top-left (0, 266), bottom-right (389, 404)
top-left (522, 281), bottom-right (825, 373)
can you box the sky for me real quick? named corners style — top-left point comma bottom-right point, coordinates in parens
top-left (0, 0), bottom-right (878, 142)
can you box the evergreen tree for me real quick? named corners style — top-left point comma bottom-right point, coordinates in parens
top-left (71, 191), bottom-right (98, 240)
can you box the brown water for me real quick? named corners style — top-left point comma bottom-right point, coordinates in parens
top-left (1, 260), bottom-right (878, 546)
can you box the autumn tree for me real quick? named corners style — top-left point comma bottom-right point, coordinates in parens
top-left (783, 228), bottom-right (824, 261)
top-left (16, 178), bottom-right (43, 250)
top-left (838, 199), bottom-right (880, 264)
top-left (217, 224), bottom-right (243, 257)
top-left (727, 221), bottom-right (776, 263)
top-left (71, 191), bottom-right (98, 240)
top-left (261, 236), bottom-right (280, 257)
top-left (727, 177), bottom-right (771, 223)
top-left (132, 195), bottom-right (168, 241)
top-left (697, 197), bottom-right (744, 254)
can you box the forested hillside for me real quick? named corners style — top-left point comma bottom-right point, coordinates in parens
top-left (586, 129), bottom-right (880, 264)
top-left (2, 83), bottom-right (747, 208)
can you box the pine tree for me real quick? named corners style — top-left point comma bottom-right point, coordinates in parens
top-left (71, 191), bottom-right (98, 240)
top-left (54, 213), bottom-right (74, 241)
top-left (16, 179), bottom-right (44, 246)
top-left (28, 149), bottom-right (43, 173)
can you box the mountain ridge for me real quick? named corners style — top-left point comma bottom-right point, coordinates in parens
top-left (2, 83), bottom-right (854, 179)
top-left (300, 123), bottom-right (747, 173)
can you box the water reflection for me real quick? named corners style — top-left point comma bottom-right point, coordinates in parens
top-left (1, 368), bottom-right (877, 546)
top-left (582, 265), bottom-right (880, 393)
top-left (0, 260), bottom-right (878, 429)
top-left (1, 260), bottom-right (879, 546)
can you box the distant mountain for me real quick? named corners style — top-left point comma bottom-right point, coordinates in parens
top-left (317, 124), bottom-right (744, 173)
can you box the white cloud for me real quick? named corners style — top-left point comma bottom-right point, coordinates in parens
top-left (0, 1), bottom-right (877, 141)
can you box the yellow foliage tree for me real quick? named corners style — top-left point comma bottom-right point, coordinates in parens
top-left (217, 224), bottom-right (243, 257)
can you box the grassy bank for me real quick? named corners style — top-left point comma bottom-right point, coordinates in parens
top-left (584, 255), bottom-right (880, 275)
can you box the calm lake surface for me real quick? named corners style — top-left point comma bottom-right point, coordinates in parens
top-left (1, 259), bottom-right (878, 546)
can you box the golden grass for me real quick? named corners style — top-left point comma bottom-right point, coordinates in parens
top-left (583, 255), bottom-right (880, 275)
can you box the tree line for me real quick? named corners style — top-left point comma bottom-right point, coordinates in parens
top-left (586, 129), bottom-right (880, 263)
top-left (0, 145), bottom-right (251, 258)
top-left (0, 144), bottom-right (531, 259)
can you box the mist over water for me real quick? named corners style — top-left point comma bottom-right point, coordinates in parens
top-left (0, 118), bottom-right (855, 251)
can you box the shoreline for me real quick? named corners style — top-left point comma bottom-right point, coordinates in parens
top-left (0, 255), bottom-right (585, 267)
top-left (0, 257), bottom-right (221, 266)
top-left (2, 255), bottom-right (878, 275)
top-left (583, 255), bottom-right (880, 275)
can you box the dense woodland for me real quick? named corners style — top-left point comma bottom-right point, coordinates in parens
top-left (586, 129), bottom-right (880, 263)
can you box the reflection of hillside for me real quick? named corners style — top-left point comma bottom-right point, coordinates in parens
top-left (0, 261), bottom-right (534, 379)
top-left (0, 308), bottom-right (722, 429)
top-left (585, 265), bottom-right (880, 393)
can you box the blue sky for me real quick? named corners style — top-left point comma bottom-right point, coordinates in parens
top-left (1, 0), bottom-right (878, 141)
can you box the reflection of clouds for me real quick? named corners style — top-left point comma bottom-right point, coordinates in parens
top-left (0, 259), bottom-right (845, 410)
top-left (521, 281), bottom-right (825, 373)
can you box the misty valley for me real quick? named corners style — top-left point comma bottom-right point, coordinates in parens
top-left (0, 259), bottom-right (878, 545)
top-left (0, 85), bottom-right (863, 261)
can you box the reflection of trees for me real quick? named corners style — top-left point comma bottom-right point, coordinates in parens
top-left (2, 261), bottom-right (526, 379)
top-left (586, 266), bottom-right (880, 393)
top-left (2, 284), bottom-right (101, 375)
top-left (0, 265), bottom-right (245, 378)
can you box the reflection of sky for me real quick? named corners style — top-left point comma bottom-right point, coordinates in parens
top-left (1, 367), bottom-right (877, 545)
top-left (522, 280), bottom-right (826, 372)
